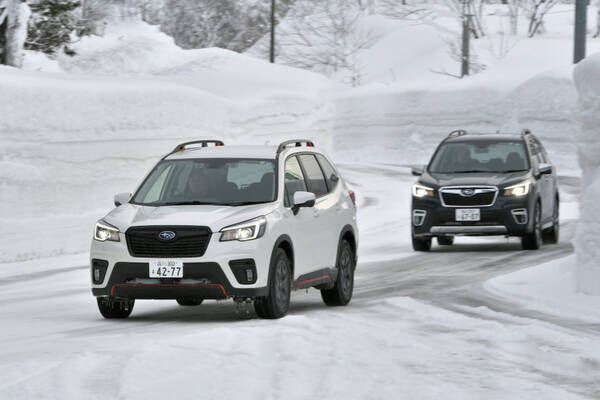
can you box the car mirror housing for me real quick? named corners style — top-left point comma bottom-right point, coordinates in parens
top-left (411, 164), bottom-right (426, 176)
top-left (538, 163), bottom-right (553, 175)
top-left (292, 191), bottom-right (316, 213)
top-left (114, 192), bottom-right (132, 207)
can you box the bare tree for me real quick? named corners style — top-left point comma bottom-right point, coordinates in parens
top-left (276, 0), bottom-right (379, 86)
top-left (523, 0), bottom-right (560, 37)
top-left (505, 0), bottom-right (521, 35)
top-left (0, 0), bottom-right (30, 67)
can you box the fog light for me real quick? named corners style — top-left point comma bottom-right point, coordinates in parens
top-left (91, 259), bottom-right (108, 284)
top-left (511, 209), bottom-right (528, 225)
top-left (246, 269), bottom-right (254, 282)
top-left (413, 210), bottom-right (427, 226)
top-left (229, 259), bottom-right (257, 284)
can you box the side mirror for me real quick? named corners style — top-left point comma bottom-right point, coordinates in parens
top-left (292, 191), bottom-right (316, 214)
top-left (114, 192), bottom-right (132, 207)
top-left (411, 164), bottom-right (426, 176)
top-left (538, 163), bottom-right (552, 176)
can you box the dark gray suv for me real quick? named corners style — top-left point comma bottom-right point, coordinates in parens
top-left (411, 129), bottom-right (559, 251)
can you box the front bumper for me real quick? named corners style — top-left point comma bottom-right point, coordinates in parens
top-left (412, 193), bottom-right (534, 237)
top-left (90, 232), bottom-right (272, 299)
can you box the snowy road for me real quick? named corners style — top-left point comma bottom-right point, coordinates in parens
top-left (1, 164), bottom-right (598, 400)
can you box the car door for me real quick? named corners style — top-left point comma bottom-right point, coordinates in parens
top-left (298, 153), bottom-right (336, 270)
top-left (283, 155), bottom-right (318, 278)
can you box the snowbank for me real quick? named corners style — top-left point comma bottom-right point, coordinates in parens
top-left (0, 22), bottom-right (333, 262)
top-left (332, 70), bottom-right (580, 174)
top-left (485, 255), bottom-right (600, 323)
top-left (573, 52), bottom-right (600, 295)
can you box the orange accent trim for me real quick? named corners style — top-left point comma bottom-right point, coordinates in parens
top-left (296, 275), bottom-right (330, 289)
top-left (110, 283), bottom-right (227, 297)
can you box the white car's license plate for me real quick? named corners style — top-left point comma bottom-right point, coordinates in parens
top-left (456, 208), bottom-right (480, 222)
top-left (149, 260), bottom-right (184, 278)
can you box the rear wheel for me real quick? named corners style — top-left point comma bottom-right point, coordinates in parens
top-left (522, 202), bottom-right (542, 250)
top-left (321, 240), bottom-right (355, 306)
top-left (97, 297), bottom-right (134, 319)
top-left (254, 248), bottom-right (291, 319)
top-left (437, 236), bottom-right (454, 246)
top-left (542, 198), bottom-right (559, 244)
top-left (176, 298), bottom-right (203, 306)
top-left (412, 234), bottom-right (432, 251)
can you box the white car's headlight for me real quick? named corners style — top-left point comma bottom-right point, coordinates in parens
top-left (504, 180), bottom-right (531, 197)
top-left (220, 216), bottom-right (266, 242)
top-left (412, 184), bottom-right (434, 198)
top-left (94, 220), bottom-right (120, 242)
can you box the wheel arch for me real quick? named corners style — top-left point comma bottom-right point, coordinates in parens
top-left (338, 225), bottom-right (357, 267)
top-left (271, 234), bottom-right (295, 280)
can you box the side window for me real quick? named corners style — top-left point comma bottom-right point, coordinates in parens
top-left (299, 154), bottom-right (328, 197)
top-left (316, 154), bottom-right (339, 192)
top-left (284, 156), bottom-right (307, 207)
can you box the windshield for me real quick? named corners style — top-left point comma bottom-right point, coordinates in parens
top-left (428, 140), bottom-right (530, 174)
top-left (131, 158), bottom-right (277, 206)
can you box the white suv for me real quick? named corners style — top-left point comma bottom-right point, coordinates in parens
top-left (91, 139), bottom-right (358, 319)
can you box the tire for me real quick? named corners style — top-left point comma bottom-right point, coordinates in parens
top-left (437, 236), bottom-right (454, 246)
top-left (254, 248), bottom-right (291, 319)
top-left (97, 297), bottom-right (134, 319)
top-left (176, 298), bottom-right (203, 306)
top-left (321, 240), bottom-right (355, 307)
top-left (412, 234), bottom-right (432, 251)
top-left (522, 202), bottom-right (542, 250)
top-left (542, 198), bottom-right (559, 244)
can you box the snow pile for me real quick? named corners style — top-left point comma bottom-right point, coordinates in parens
top-left (485, 255), bottom-right (600, 322)
top-left (573, 52), bottom-right (600, 295)
top-left (0, 21), bottom-right (333, 262)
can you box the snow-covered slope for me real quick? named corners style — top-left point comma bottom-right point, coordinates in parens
top-left (0, 21), bottom-right (333, 263)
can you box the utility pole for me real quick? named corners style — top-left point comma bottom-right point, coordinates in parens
top-left (461, 0), bottom-right (471, 77)
top-left (270, 0), bottom-right (276, 63)
top-left (573, 0), bottom-right (587, 63)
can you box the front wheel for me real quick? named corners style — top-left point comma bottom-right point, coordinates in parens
top-left (412, 234), bottom-right (432, 251)
top-left (176, 298), bottom-right (203, 306)
top-left (97, 297), bottom-right (134, 319)
top-left (254, 248), bottom-right (291, 319)
top-left (321, 240), bottom-right (355, 306)
top-left (542, 198), bottom-right (559, 244)
top-left (522, 202), bottom-right (542, 250)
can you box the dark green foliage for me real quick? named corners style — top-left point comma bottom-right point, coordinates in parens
top-left (26, 0), bottom-right (81, 55)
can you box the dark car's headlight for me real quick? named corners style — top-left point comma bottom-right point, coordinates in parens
top-left (220, 216), bottom-right (266, 242)
top-left (94, 220), bottom-right (120, 242)
top-left (412, 184), bottom-right (434, 198)
top-left (504, 180), bottom-right (531, 197)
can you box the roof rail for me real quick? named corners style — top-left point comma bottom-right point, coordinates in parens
top-left (521, 128), bottom-right (532, 137)
top-left (276, 139), bottom-right (315, 155)
top-left (163, 140), bottom-right (224, 159)
top-left (447, 129), bottom-right (468, 138)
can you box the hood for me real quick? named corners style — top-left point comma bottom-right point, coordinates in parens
top-left (103, 202), bottom-right (277, 233)
top-left (419, 171), bottom-right (531, 188)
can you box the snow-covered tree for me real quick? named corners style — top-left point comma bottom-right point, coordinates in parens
top-left (271, 0), bottom-right (378, 86)
top-left (0, 0), bottom-right (31, 67)
top-left (26, 0), bottom-right (81, 56)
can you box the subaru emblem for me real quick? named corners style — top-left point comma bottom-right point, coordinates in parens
top-left (461, 188), bottom-right (475, 196)
top-left (158, 231), bottom-right (176, 241)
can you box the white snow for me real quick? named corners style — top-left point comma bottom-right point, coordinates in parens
top-left (572, 52), bottom-right (600, 295)
top-left (0, 22), bottom-right (333, 263)
top-left (486, 255), bottom-right (600, 322)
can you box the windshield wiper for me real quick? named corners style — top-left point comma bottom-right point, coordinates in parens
top-left (226, 201), bottom-right (270, 206)
top-left (499, 169), bottom-right (528, 173)
top-left (161, 201), bottom-right (223, 206)
top-left (448, 170), bottom-right (489, 173)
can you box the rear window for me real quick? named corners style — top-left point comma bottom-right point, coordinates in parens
top-left (299, 154), bottom-right (328, 197)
